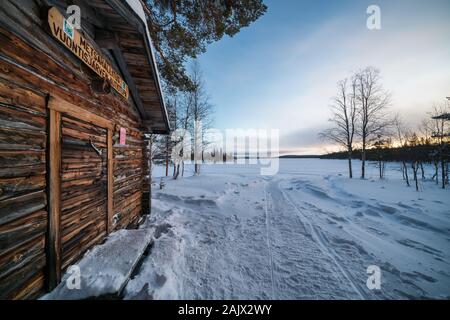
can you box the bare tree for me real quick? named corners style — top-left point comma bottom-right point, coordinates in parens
top-left (170, 91), bottom-right (192, 179)
top-left (354, 67), bottom-right (392, 179)
top-left (420, 117), bottom-right (439, 184)
top-left (428, 102), bottom-right (450, 189)
top-left (319, 78), bottom-right (357, 178)
top-left (188, 61), bottom-right (214, 175)
top-left (180, 91), bottom-right (192, 177)
top-left (393, 115), bottom-right (411, 186)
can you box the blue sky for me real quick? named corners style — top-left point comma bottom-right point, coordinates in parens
top-left (197, 0), bottom-right (450, 155)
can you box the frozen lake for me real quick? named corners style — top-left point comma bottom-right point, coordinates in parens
top-left (124, 159), bottom-right (450, 299)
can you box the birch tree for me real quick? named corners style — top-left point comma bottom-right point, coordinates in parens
top-left (354, 67), bottom-right (391, 179)
top-left (319, 78), bottom-right (357, 178)
top-left (188, 61), bottom-right (213, 175)
top-left (393, 115), bottom-right (411, 186)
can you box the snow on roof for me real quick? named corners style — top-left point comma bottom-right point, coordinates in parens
top-left (125, 0), bottom-right (147, 22)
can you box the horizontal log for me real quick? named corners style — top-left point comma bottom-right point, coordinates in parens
top-left (10, 270), bottom-right (45, 300)
top-left (0, 164), bottom-right (46, 179)
top-left (63, 115), bottom-right (107, 135)
top-left (114, 190), bottom-right (141, 210)
top-left (61, 201), bottom-right (106, 234)
top-left (0, 175), bottom-right (45, 202)
top-left (61, 169), bottom-right (106, 183)
top-left (0, 190), bottom-right (46, 226)
top-left (61, 197), bottom-right (105, 225)
top-left (0, 234), bottom-right (45, 297)
top-left (0, 150), bottom-right (45, 168)
top-left (0, 79), bottom-right (46, 114)
top-left (62, 181), bottom-right (106, 201)
top-left (61, 188), bottom-right (105, 213)
top-left (62, 214), bottom-right (105, 249)
top-left (0, 127), bottom-right (46, 151)
top-left (62, 128), bottom-right (107, 148)
top-left (0, 209), bottom-right (47, 254)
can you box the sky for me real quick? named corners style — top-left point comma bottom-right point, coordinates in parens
top-left (196, 0), bottom-right (450, 155)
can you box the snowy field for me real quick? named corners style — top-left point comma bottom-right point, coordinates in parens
top-left (123, 159), bottom-right (450, 300)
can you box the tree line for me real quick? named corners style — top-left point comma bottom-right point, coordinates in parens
top-left (320, 67), bottom-right (449, 191)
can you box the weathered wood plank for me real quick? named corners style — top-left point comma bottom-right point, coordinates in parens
top-left (107, 129), bottom-right (114, 233)
top-left (47, 108), bottom-right (61, 290)
top-left (0, 209), bottom-right (47, 254)
top-left (0, 190), bottom-right (46, 226)
top-left (0, 175), bottom-right (45, 202)
top-left (48, 96), bottom-right (114, 130)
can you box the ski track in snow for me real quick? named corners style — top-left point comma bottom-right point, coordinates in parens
top-left (122, 160), bottom-right (450, 300)
top-left (278, 181), bottom-right (366, 299)
top-left (263, 187), bottom-right (276, 299)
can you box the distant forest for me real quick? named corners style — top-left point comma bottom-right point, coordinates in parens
top-left (320, 143), bottom-right (449, 163)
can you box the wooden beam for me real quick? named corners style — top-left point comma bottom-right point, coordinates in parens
top-left (95, 30), bottom-right (148, 120)
top-left (95, 30), bottom-right (116, 50)
top-left (107, 129), bottom-right (114, 233)
top-left (105, 0), bottom-right (144, 34)
top-left (48, 96), bottom-right (114, 130)
top-left (47, 107), bottom-right (61, 290)
top-left (110, 44), bottom-right (148, 120)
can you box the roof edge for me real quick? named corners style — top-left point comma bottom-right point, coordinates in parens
top-left (108, 0), bottom-right (170, 134)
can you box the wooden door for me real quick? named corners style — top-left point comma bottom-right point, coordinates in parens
top-left (47, 96), bottom-right (114, 289)
top-left (60, 115), bottom-right (108, 270)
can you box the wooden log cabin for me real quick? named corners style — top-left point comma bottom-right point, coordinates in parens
top-left (0, 0), bottom-right (169, 299)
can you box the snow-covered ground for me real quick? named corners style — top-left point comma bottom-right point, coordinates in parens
top-left (123, 159), bottom-right (450, 300)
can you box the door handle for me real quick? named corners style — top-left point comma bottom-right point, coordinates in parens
top-left (89, 139), bottom-right (103, 156)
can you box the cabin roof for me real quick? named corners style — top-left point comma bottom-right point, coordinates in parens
top-left (88, 0), bottom-right (170, 134)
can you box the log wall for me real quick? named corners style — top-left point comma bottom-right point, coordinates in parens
top-left (0, 0), bottom-right (152, 299)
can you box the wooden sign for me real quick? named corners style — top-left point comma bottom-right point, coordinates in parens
top-left (48, 7), bottom-right (129, 99)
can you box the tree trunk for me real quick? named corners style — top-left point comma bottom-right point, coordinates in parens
top-left (401, 163), bottom-right (405, 180)
top-left (347, 149), bottom-right (353, 179)
top-left (165, 136), bottom-right (169, 177)
top-left (174, 163), bottom-right (180, 180)
top-left (420, 162), bottom-right (425, 180)
top-left (361, 150), bottom-right (366, 179)
top-left (148, 138), bottom-right (152, 215)
top-left (445, 160), bottom-right (449, 186)
top-left (379, 159), bottom-right (382, 179)
top-left (442, 159), bottom-right (445, 189)
top-left (412, 162), bottom-right (419, 191)
top-left (361, 136), bottom-right (366, 179)
top-left (403, 161), bottom-right (410, 187)
top-left (434, 161), bottom-right (439, 185)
